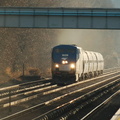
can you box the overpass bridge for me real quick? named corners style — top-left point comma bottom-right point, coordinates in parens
top-left (0, 7), bottom-right (120, 29)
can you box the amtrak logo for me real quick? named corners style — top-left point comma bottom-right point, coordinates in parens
top-left (62, 54), bottom-right (68, 56)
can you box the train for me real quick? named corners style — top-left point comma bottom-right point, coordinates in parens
top-left (51, 44), bottom-right (104, 85)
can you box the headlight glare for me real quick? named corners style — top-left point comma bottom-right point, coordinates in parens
top-left (70, 64), bottom-right (75, 69)
top-left (62, 60), bottom-right (68, 64)
top-left (55, 64), bottom-right (59, 68)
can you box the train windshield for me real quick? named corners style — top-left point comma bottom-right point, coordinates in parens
top-left (54, 48), bottom-right (75, 53)
top-left (52, 46), bottom-right (78, 63)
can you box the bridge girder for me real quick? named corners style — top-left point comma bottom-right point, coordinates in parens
top-left (0, 7), bottom-right (120, 29)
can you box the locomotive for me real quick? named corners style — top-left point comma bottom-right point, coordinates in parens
top-left (51, 44), bottom-right (104, 84)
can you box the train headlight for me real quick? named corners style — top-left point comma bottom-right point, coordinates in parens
top-left (70, 64), bottom-right (75, 69)
top-left (55, 64), bottom-right (59, 68)
top-left (62, 60), bottom-right (68, 64)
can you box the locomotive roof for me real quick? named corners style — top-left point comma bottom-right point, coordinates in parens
top-left (53, 44), bottom-right (81, 48)
top-left (55, 44), bottom-right (76, 47)
top-left (52, 44), bottom-right (83, 51)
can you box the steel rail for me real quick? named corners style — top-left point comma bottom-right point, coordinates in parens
top-left (0, 68), bottom-right (116, 99)
top-left (1, 84), bottom-right (57, 108)
top-left (81, 90), bottom-right (120, 120)
top-left (33, 79), bottom-right (120, 120)
top-left (0, 82), bottom-right (52, 102)
top-left (0, 78), bottom-right (51, 91)
top-left (0, 71), bottom-right (119, 108)
top-left (0, 78), bottom-right (51, 97)
top-left (0, 67), bottom-right (117, 93)
top-left (1, 74), bottom-right (120, 120)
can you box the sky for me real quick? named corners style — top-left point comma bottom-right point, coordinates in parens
top-left (112, 0), bottom-right (120, 7)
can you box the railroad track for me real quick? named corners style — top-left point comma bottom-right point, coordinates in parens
top-left (0, 69), bottom-right (119, 109)
top-left (0, 67), bottom-right (118, 98)
top-left (0, 81), bottom-right (58, 108)
top-left (1, 69), bottom-right (120, 120)
top-left (80, 90), bottom-right (120, 120)
top-left (0, 78), bottom-right (51, 97)
top-left (32, 76), bottom-right (120, 120)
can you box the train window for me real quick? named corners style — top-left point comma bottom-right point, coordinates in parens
top-left (54, 48), bottom-right (75, 53)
